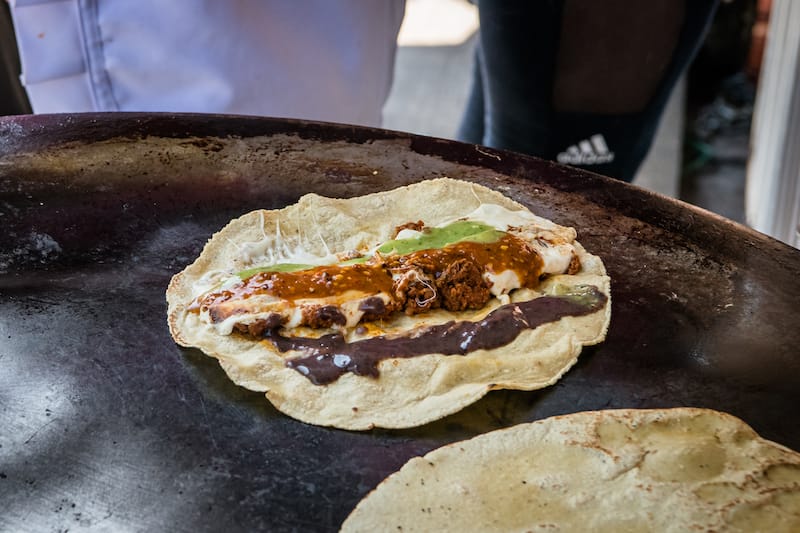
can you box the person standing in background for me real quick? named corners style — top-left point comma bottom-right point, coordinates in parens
top-left (459, 0), bottom-right (719, 182)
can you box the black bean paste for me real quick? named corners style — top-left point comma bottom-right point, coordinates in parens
top-left (268, 286), bottom-right (607, 385)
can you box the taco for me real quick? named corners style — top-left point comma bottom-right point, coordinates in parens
top-left (342, 408), bottom-right (800, 532)
top-left (167, 178), bottom-right (611, 429)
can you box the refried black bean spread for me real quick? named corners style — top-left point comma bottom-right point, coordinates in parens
top-left (269, 286), bottom-right (606, 385)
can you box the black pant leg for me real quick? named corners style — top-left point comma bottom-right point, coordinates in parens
top-left (458, 0), bottom-right (718, 183)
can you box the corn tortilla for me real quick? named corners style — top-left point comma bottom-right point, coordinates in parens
top-left (166, 178), bottom-right (611, 429)
top-left (342, 408), bottom-right (800, 532)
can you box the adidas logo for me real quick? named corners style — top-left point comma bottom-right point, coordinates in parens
top-left (557, 134), bottom-right (615, 165)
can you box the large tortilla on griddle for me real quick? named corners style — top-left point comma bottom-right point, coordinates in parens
top-left (342, 408), bottom-right (800, 532)
top-left (167, 178), bottom-right (611, 429)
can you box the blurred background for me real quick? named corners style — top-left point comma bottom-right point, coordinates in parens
top-left (2, 0), bottom-right (797, 247)
top-left (384, 0), bottom-right (773, 228)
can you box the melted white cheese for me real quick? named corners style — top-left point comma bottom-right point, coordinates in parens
top-left (237, 212), bottom-right (339, 271)
top-left (394, 228), bottom-right (424, 240)
top-left (534, 240), bottom-right (575, 275)
top-left (484, 270), bottom-right (521, 297)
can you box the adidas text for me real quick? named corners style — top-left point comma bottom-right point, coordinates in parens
top-left (557, 134), bottom-right (615, 165)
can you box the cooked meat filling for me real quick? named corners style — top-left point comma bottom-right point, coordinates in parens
top-left (391, 267), bottom-right (440, 315)
top-left (302, 304), bottom-right (348, 329)
top-left (435, 258), bottom-right (491, 311)
top-left (233, 313), bottom-right (284, 337)
top-left (392, 220), bottom-right (425, 237)
top-left (192, 232), bottom-right (563, 337)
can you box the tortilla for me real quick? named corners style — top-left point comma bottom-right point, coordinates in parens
top-left (341, 408), bottom-right (800, 532)
top-left (167, 178), bottom-right (611, 429)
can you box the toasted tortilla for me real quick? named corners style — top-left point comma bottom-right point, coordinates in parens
top-left (167, 178), bottom-right (611, 429)
top-left (342, 408), bottom-right (800, 532)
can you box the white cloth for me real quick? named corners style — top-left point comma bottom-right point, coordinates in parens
top-left (9, 0), bottom-right (405, 127)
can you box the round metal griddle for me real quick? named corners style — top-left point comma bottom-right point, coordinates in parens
top-left (1, 113), bottom-right (798, 532)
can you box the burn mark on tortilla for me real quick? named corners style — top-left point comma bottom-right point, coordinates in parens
top-left (276, 286), bottom-right (607, 385)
